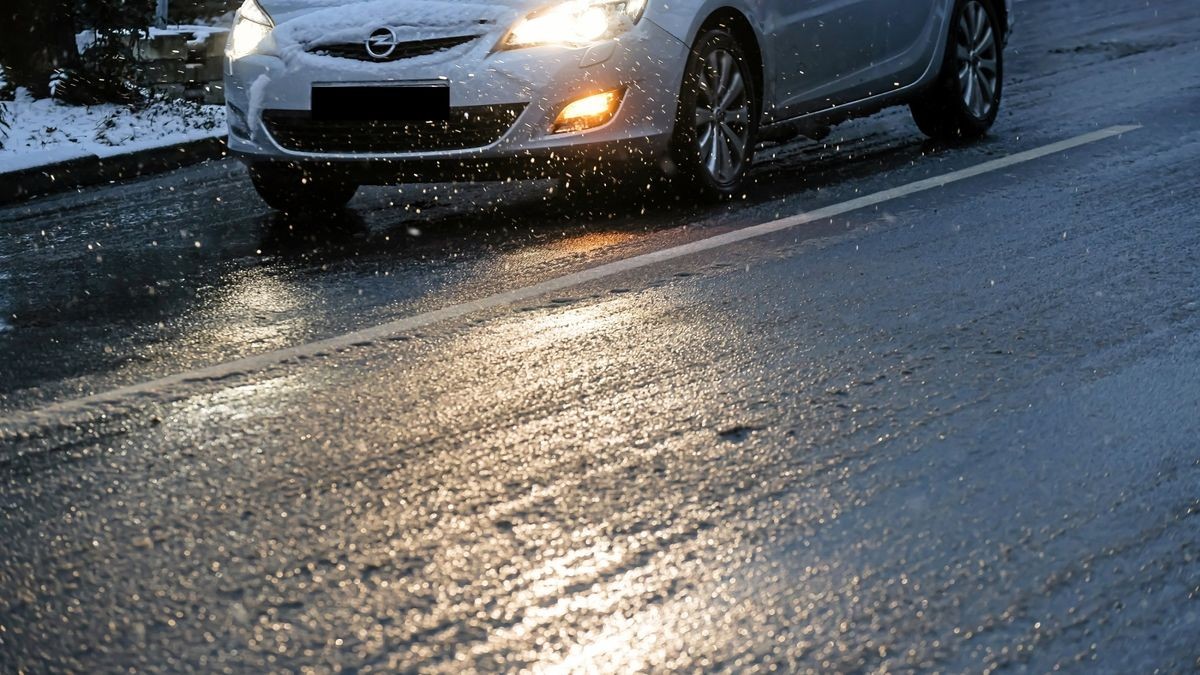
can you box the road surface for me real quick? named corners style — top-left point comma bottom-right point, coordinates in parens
top-left (2, 0), bottom-right (1198, 672)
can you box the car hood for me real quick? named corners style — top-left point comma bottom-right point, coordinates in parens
top-left (257, 0), bottom-right (538, 38)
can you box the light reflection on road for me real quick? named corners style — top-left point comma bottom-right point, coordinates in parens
top-left (187, 268), bottom-right (310, 353)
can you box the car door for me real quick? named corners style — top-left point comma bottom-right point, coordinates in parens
top-left (767, 0), bottom-right (945, 119)
top-left (854, 0), bottom-right (949, 98)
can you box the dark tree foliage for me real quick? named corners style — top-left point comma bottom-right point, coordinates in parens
top-left (59, 0), bottom-right (156, 104)
top-left (0, 62), bottom-right (13, 100)
top-left (0, 0), bottom-right (154, 103)
top-left (0, 64), bottom-right (10, 148)
top-left (0, 0), bottom-right (80, 98)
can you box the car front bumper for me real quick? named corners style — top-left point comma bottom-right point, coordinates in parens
top-left (225, 18), bottom-right (689, 180)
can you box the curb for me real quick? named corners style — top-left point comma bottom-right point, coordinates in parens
top-left (0, 137), bottom-right (230, 207)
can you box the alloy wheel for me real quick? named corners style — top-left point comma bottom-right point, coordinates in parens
top-left (956, 0), bottom-right (999, 119)
top-left (694, 49), bottom-right (752, 185)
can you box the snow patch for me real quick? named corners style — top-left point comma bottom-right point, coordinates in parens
top-left (246, 75), bottom-right (272, 139)
top-left (148, 25), bottom-right (227, 41)
top-left (76, 29), bottom-right (98, 55)
top-left (148, 24), bottom-right (229, 51)
top-left (0, 90), bottom-right (225, 174)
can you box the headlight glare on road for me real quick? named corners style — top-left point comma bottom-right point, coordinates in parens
top-left (504, 0), bottom-right (646, 49)
top-left (552, 89), bottom-right (624, 133)
top-left (227, 0), bottom-right (274, 60)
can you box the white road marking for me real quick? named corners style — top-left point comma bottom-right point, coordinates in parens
top-left (1, 125), bottom-right (1140, 432)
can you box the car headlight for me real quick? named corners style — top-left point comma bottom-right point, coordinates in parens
top-left (503, 0), bottom-right (647, 49)
top-left (227, 0), bottom-right (274, 60)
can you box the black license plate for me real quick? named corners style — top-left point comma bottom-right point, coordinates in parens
top-left (311, 85), bottom-right (450, 122)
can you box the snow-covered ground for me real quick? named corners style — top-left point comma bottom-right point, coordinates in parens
top-left (0, 91), bottom-right (225, 174)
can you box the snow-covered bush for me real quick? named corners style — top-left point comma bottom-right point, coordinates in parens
top-left (93, 96), bottom-right (223, 147)
top-left (49, 69), bottom-right (70, 99)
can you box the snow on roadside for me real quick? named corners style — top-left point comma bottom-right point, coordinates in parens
top-left (0, 90), bottom-right (226, 174)
top-left (149, 25), bottom-right (228, 44)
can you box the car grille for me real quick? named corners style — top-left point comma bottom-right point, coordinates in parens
top-left (262, 104), bottom-right (528, 154)
top-left (310, 35), bottom-right (479, 62)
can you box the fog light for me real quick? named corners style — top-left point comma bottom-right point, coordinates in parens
top-left (552, 89), bottom-right (623, 134)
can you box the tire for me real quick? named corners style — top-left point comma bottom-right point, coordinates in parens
top-left (668, 27), bottom-right (759, 199)
top-left (248, 162), bottom-right (358, 212)
top-left (910, 0), bottom-right (1004, 141)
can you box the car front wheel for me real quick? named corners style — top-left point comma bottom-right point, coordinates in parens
top-left (248, 163), bottom-right (358, 212)
top-left (668, 27), bottom-right (759, 199)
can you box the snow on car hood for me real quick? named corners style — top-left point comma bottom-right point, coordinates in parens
top-left (259, 0), bottom-right (533, 67)
top-left (259, 0), bottom-right (534, 46)
top-left (253, 0), bottom-right (533, 72)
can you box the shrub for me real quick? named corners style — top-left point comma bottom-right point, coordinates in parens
top-left (0, 62), bottom-right (12, 100)
top-left (55, 1), bottom-right (156, 105)
top-left (0, 63), bottom-right (9, 149)
top-left (0, 1), bottom-right (156, 104)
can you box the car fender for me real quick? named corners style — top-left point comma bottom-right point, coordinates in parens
top-left (644, 0), bottom-right (775, 113)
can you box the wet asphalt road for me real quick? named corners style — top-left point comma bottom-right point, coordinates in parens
top-left (2, 0), bottom-right (1200, 672)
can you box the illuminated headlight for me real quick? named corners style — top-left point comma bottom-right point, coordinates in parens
top-left (504, 0), bottom-right (647, 49)
top-left (227, 0), bottom-right (274, 60)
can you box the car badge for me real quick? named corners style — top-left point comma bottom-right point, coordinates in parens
top-left (365, 27), bottom-right (399, 60)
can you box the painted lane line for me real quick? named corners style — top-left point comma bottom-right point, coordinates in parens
top-left (0, 125), bottom-right (1141, 432)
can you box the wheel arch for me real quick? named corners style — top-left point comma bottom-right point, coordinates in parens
top-left (995, 0), bottom-right (1011, 43)
top-left (696, 8), bottom-right (766, 119)
top-left (647, 1), bottom-right (770, 118)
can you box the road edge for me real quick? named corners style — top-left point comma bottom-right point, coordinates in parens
top-left (0, 136), bottom-right (229, 206)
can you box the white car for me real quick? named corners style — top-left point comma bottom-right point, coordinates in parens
top-left (225, 0), bottom-right (1012, 210)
